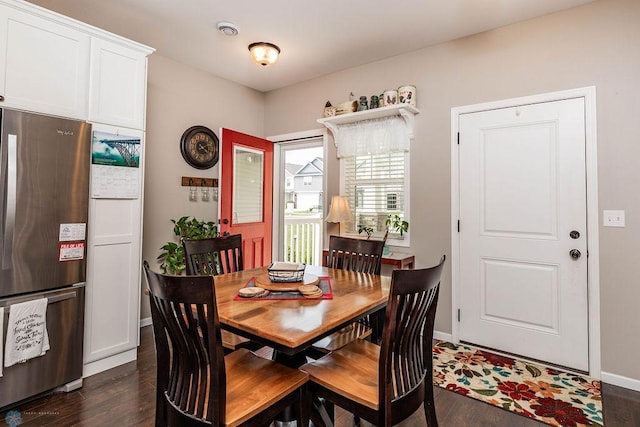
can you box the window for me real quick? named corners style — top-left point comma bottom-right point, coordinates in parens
top-left (386, 193), bottom-right (397, 210)
top-left (303, 176), bottom-right (312, 186)
top-left (342, 151), bottom-right (408, 241)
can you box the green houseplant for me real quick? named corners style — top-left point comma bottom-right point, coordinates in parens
top-left (357, 225), bottom-right (374, 239)
top-left (385, 214), bottom-right (409, 237)
top-left (157, 216), bottom-right (218, 274)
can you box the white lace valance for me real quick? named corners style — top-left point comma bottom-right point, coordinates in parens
top-left (317, 104), bottom-right (419, 158)
top-left (335, 116), bottom-right (409, 158)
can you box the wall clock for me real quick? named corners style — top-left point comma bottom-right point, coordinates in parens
top-left (180, 125), bottom-right (219, 169)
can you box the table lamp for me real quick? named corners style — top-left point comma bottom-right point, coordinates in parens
top-left (326, 195), bottom-right (353, 236)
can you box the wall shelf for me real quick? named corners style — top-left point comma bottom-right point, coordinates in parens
top-left (317, 103), bottom-right (420, 143)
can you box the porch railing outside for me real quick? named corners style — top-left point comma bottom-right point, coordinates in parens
top-left (282, 215), bottom-right (322, 266)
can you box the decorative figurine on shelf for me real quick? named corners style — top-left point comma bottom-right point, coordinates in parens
top-left (323, 101), bottom-right (337, 117)
top-left (357, 96), bottom-right (368, 111)
top-left (370, 95), bottom-right (379, 109)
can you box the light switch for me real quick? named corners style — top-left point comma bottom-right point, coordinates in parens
top-left (603, 210), bottom-right (625, 227)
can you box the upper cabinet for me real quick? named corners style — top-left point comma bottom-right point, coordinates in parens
top-left (88, 38), bottom-right (149, 130)
top-left (0, 4), bottom-right (90, 119)
top-left (0, 0), bottom-right (153, 127)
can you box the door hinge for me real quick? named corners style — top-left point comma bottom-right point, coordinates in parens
top-left (457, 309), bottom-right (461, 322)
top-left (457, 220), bottom-right (460, 232)
top-left (457, 132), bottom-right (460, 145)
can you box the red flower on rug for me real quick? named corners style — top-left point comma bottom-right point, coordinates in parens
top-left (497, 381), bottom-right (538, 401)
top-left (477, 349), bottom-right (515, 368)
top-left (445, 383), bottom-right (470, 395)
top-left (530, 397), bottom-right (591, 427)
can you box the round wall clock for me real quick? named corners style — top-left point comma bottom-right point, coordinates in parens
top-left (180, 125), bottom-right (219, 169)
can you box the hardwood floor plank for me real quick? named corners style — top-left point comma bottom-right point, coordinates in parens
top-left (1, 326), bottom-right (639, 426)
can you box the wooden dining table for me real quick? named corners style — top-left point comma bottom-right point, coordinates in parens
top-left (212, 265), bottom-right (391, 360)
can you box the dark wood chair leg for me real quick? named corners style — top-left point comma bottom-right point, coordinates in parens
top-left (424, 384), bottom-right (438, 426)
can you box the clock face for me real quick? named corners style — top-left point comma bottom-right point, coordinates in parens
top-left (180, 126), bottom-right (219, 169)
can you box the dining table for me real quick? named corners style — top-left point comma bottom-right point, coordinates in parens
top-left (212, 264), bottom-right (391, 364)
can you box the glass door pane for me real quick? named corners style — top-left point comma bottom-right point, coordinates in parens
top-left (233, 146), bottom-right (264, 224)
top-left (280, 141), bottom-right (324, 265)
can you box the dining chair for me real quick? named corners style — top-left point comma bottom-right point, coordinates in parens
top-left (301, 255), bottom-right (445, 427)
top-left (143, 261), bottom-right (308, 427)
top-left (183, 234), bottom-right (251, 352)
top-left (313, 235), bottom-right (386, 352)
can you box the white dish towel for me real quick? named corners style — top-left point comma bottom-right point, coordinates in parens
top-left (4, 298), bottom-right (50, 368)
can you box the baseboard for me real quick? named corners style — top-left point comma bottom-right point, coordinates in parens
top-left (140, 316), bottom-right (152, 328)
top-left (82, 349), bottom-right (137, 378)
top-left (433, 330), bottom-right (453, 342)
top-left (601, 371), bottom-right (640, 392)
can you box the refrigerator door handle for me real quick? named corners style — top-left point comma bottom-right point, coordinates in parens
top-left (1, 290), bottom-right (78, 313)
top-left (2, 134), bottom-right (17, 270)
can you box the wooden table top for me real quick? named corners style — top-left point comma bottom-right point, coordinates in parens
top-left (213, 265), bottom-right (391, 355)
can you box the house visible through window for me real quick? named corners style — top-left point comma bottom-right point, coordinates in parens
top-left (342, 151), bottom-right (408, 240)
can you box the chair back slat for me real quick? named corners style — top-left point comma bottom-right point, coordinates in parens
top-left (325, 235), bottom-right (385, 275)
top-left (183, 234), bottom-right (244, 276)
top-left (144, 261), bottom-right (226, 426)
top-left (379, 256), bottom-right (445, 422)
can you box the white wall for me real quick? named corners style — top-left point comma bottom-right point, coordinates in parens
top-left (264, 0), bottom-right (640, 382)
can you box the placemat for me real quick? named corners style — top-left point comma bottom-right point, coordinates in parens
top-left (234, 276), bottom-right (333, 300)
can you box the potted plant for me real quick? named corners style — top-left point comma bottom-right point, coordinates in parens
top-left (357, 225), bottom-right (374, 239)
top-left (385, 214), bottom-right (409, 237)
top-left (157, 216), bottom-right (218, 274)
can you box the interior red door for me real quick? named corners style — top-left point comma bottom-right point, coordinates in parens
top-left (219, 128), bottom-right (273, 268)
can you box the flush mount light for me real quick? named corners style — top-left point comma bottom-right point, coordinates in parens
top-left (248, 42), bottom-right (281, 67)
top-left (216, 21), bottom-right (238, 36)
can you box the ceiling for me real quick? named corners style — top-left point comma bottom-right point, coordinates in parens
top-left (27, 0), bottom-right (595, 93)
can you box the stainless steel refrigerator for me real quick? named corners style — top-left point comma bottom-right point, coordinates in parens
top-left (0, 108), bottom-right (90, 409)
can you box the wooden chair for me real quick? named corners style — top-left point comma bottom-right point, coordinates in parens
top-left (143, 261), bottom-right (308, 427)
top-left (183, 234), bottom-right (244, 277)
top-left (301, 255), bottom-right (445, 427)
top-left (313, 235), bottom-right (385, 352)
top-left (183, 235), bottom-right (251, 351)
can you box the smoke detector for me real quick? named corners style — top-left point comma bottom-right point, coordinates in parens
top-left (216, 21), bottom-right (239, 36)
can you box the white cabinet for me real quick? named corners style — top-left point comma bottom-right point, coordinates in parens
top-left (83, 123), bottom-right (145, 376)
top-left (0, 3), bottom-right (90, 119)
top-left (89, 38), bottom-right (148, 129)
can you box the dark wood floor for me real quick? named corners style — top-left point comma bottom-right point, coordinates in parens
top-left (2, 326), bottom-right (640, 426)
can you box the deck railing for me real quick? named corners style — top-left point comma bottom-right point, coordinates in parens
top-left (282, 215), bottom-right (322, 266)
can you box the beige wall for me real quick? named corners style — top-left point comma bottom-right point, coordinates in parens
top-left (264, 0), bottom-right (640, 380)
top-left (140, 54), bottom-right (265, 319)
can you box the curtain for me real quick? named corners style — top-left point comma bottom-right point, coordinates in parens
top-left (335, 116), bottom-right (409, 158)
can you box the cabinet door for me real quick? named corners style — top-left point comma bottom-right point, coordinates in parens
top-left (89, 38), bottom-right (148, 129)
top-left (0, 6), bottom-right (90, 119)
top-left (84, 124), bottom-right (144, 370)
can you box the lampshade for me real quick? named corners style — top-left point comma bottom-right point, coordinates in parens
top-left (326, 196), bottom-right (353, 223)
top-left (248, 42), bottom-right (281, 66)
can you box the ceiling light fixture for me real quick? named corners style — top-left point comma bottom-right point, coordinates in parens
top-left (216, 21), bottom-right (238, 36)
top-left (248, 42), bottom-right (281, 67)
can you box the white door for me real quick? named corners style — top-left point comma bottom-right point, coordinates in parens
top-left (459, 97), bottom-right (588, 371)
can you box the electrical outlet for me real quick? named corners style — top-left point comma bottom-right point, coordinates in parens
top-left (603, 210), bottom-right (625, 227)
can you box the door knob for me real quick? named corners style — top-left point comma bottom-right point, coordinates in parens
top-left (570, 249), bottom-right (581, 259)
top-left (222, 218), bottom-right (229, 224)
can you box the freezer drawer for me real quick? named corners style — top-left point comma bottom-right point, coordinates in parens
top-left (0, 284), bottom-right (85, 409)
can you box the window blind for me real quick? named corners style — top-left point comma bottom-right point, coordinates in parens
top-left (343, 151), bottom-right (406, 237)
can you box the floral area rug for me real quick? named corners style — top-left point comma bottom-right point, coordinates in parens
top-left (433, 341), bottom-right (604, 426)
